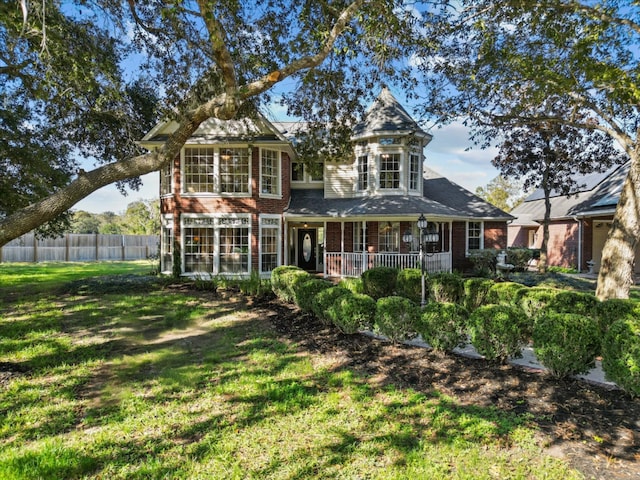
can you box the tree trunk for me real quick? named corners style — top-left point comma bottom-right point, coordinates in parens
top-left (538, 157), bottom-right (552, 273)
top-left (596, 155), bottom-right (640, 300)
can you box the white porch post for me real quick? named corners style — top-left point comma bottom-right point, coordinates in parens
top-left (362, 221), bottom-right (367, 274)
top-left (283, 218), bottom-right (288, 267)
top-left (449, 221), bottom-right (453, 271)
top-left (341, 221), bottom-right (345, 277)
top-left (323, 220), bottom-right (327, 278)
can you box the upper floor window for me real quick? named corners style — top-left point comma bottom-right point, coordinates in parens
top-left (219, 148), bottom-right (250, 194)
top-left (379, 153), bottom-right (400, 189)
top-left (184, 147), bottom-right (215, 193)
top-left (260, 149), bottom-right (281, 196)
top-left (357, 155), bottom-right (368, 191)
top-left (467, 221), bottom-right (483, 251)
top-left (379, 137), bottom-right (401, 145)
top-left (291, 161), bottom-right (323, 183)
top-left (291, 162), bottom-right (305, 182)
top-left (310, 162), bottom-right (324, 182)
top-left (160, 161), bottom-right (172, 196)
top-left (409, 153), bottom-right (421, 191)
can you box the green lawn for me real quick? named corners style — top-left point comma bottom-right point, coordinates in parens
top-left (0, 262), bottom-right (582, 479)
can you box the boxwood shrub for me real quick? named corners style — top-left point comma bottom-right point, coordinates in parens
top-left (467, 249), bottom-right (498, 277)
top-left (517, 287), bottom-right (563, 320)
top-left (547, 290), bottom-right (599, 318)
top-left (296, 278), bottom-right (334, 313)
top-left (311, 286), bottom-right (351, 325)
top-left (396, 268), bottom-right (423, 304)
top-left (602, 317), bottom-right (640, 397)
top-left (463, 278), bottom-right (495, 312)
top-left (362, 266), bottom-right (398, 299)
top-left (594, 298), bottom-right (638, 337)
top-left (374, 296), bottom-right (420, 342)
top-left (428, 271), bottom-right (464, 304)
top-left (338, 277), bottom-right (364, 294)
top-left (486, 281), bottom-right (528, 307)
top-left (417, 302), bottom-right (469, 353)
top-left (271, 266), bottom-right (307, 303)
top-left (332, 293), bottom-right (376, 334)
top-left (533, 312), bottom-right (600, 378)
top-left (467, 304), bottom-right (529, 363)
top-left (506, 248), bottom-right (536, 272)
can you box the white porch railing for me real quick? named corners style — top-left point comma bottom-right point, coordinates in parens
top-left (324, 252), bottom-right (452, 278)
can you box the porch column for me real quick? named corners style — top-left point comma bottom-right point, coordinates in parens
top-left (362, 221), bottom-right (367, 274)
top-left (449, 221), bottom-right (453, 271)
top-left (341, 221), bottom-right (345, 277)
top-left (323, 221), bottom-right (327, 278)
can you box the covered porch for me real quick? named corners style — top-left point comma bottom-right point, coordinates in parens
top-left (324, 251), bottom-right (452, 278)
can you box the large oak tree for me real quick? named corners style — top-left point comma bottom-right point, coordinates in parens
top-left (0, 0), bottom-right (421, 244)
top-left (417, 1), bottom-right (640, 299)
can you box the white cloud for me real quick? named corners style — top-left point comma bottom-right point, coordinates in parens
top-left (74, 172), bottom-right (158, 214)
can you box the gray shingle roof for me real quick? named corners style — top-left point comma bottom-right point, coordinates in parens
top-left (351, 88), bottom-right (427, 139)
top-left (285, 167), bottom-right (513, 220)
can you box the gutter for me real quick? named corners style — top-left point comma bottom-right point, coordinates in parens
top-left (572, 216), bottom-right (582, 273)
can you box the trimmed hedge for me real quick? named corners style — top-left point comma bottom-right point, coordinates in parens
top-left (533, 312), bottom-right (600, 378)
top-left (338, 277), bottom-right (365, 294)
top-left (463, 278), bottom-right (495, 312)
top-left (428, 271), bottom-right (464, 304)
top-left (396, 268), bottom-right (423, 304)
top-left (311, 286), bottom-right (351, 325)
top-left (602, 317), bottom-right (640, 397)
top-left (417, 302), bottom-right (469, 353)
top-left (547, 290), bottom-right (599, 318)
top-left (517, 287), bottom-right (563, 319)
top-left (374, 296), bottom-right (420, 342)
top-left (362, 266), bottom-right (398, 299)
top-left (467, 249), bottom-right (498, 277)
top-left (296, 278), bottom-right (334, 313)
top-left (468, 305), bottom-right (529, 363)
top-left (506, 248), bottom-right (536, 272)
top-left (594, 298), bottom-right (638, 337)
top-left (332, 293), bottom-right (376, 334)
top-left (271, 266), bottom-right (308, 303)
top-left (486, 282), bottom-right (528, 307)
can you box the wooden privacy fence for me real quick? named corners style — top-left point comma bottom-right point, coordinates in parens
top-left (0, 233), bottom-right (160, 263)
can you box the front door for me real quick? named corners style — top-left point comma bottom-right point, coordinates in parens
top-left (297, 229), bottom-right (317, 271)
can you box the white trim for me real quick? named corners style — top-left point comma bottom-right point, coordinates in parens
top-left (259, 148), bottom-right (283, 199)
top-left (466, 220), bottom-right (485, 254)
top-left (259, 214), bottom-right (282, 275)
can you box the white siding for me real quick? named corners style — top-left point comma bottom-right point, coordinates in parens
top-left (325, 162), bottom-right (355, 198)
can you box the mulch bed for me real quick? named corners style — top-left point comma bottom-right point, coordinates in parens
top-left (260, 297), bottom-right (640, 480)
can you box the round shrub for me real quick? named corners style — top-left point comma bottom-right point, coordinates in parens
top-left (506, 248), bottom-right (535, 272)
top-left (271, 266), bottom-right (306, 303)
top-left (533, 312), bottom-right (600, 378)
top-left (374, 296), bottom-right (420, 342)
top-left (396, 268), bottom-right (423, 304)
top-left (547, 291), bottom-right (598, 317)
top-left (417, 302), bottom-right (469, 353)
top-left (311, 286), bottom-right (351, 325)
top-left (362, 266), bottom-right (398, 300)
top-left (338, 277), bottom-right (364, 294)
top-left (296, 278), bottom-right (334, 313)
top-left (517, 287), bottom-right (563, 320)
top-left (468, 305), bottom-right (529, 363)
top-left (486, 282), bottom-right (527, 307)
top-left (463, 278), bottom-right (495, 312)
top-left (602, 317), bottom-right (640, 397)
top-left (428, 271), bottom-right (464, 304)
top-left (595, 298), bottom-right (638, 337)
top-left (332, 293), bottom-right (376, 334)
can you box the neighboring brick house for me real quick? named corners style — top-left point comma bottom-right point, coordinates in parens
top-left (141, 88), bottom-right (512, 278)
top-left (508, 162), bottom-right (639, 273)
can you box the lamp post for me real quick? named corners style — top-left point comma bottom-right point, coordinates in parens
top-left (403, 214), bottom-right (438, 308)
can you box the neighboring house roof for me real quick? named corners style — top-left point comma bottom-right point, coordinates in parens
top-left (509, 162), bottom-right (629, 223)
top-left (285, 167), bottom-right (513, 221)
top-left (351, 87), bottom-right (431, 142)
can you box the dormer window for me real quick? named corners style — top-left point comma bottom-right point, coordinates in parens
top-left (379, 153), bottom-right (400, 189)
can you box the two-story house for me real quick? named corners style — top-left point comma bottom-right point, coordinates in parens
top-left (141, 88), bottom-right (512, 278)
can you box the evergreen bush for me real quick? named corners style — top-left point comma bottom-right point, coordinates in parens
top-left (311, 286), bottom-right (351, 325)
top-left (332, 293), bottom-right (376, 334)
top-left (271, 266), bottom-right (305, 302)
top-left (417, 302), bottom-right (469, 352)
top-left (595, 298), bottom-right (638, 337)
top-left (463, 278), bottom-right (495, 312)
top-left (468, 305), bottom-right (529, 363)
top-left (467, 249), bottom-right (498, 276)
top-left (533, 312), bottom-right (600, 378)
top-left (396, 268), bottom-right (423, 304)
top-left (428, 271), bottom-right (464, 304)
top-left (374, 296), bottom-right (420, 342)
top-left (362, 266), bottom-right (398, 299)
top-left (517, 287), bottom-right (563, 320)
top-left (602, 317), bottom-right (640, 397)
top-left (547, 290), bottom-right (599, 317)
top-left (296, 278), bottom-right (334, 313)
top-left (486, 281), bottom-right (528, 307)
top-left (506, 248), bottom-right (535, 272)
top-left (338, 277), bottom-right (364, 294)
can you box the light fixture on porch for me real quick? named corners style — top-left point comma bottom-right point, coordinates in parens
top-left (403, 214), bottom-right (440, 308)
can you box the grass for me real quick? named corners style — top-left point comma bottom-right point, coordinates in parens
top-left (0, 262), bottom-right (584, 479)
